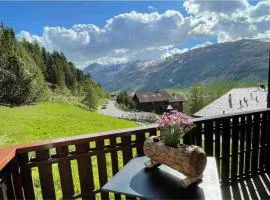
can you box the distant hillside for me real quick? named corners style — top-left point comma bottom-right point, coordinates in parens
top-left (84, 39), bottom-right (270, 92)
top-left (84, 62), bottom-right (131, 90)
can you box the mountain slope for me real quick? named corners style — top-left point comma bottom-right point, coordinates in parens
top-left (84, 39), bottom-right (270, 92)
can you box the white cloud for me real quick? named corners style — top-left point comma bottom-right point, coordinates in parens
top-left (184, 0), bottom-right (270, 43)
top-left (17, 31), bottom-right (43, 44)
top-left (18, 1), bottom-right (270, 67)
top-left (19, 10), bottom-right (209, 67)
top-left (249, 0), bottom-right (270, 20)
top-left (148, 6), bottom-right (157, 12)
top-left (183, 0), bottom-right (249, 16)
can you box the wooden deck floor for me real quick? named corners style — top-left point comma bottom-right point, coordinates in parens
top-left (221, 173), bottom-right (270, 200)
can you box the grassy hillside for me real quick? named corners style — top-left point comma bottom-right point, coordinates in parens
top-left (0, 102), bottom-right (137, 147)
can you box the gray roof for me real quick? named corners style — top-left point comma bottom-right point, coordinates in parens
top-left (134, 91), bottom-right (186, 103)
top-left (134, 91), bottom-right (171, 103)
top-left (194, 87), bottom-right (268, 117)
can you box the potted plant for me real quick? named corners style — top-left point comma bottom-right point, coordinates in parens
top-left (143, 111), bottom-right (207, 187)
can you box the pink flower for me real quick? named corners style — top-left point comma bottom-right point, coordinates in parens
top-left (155, 111), bottom-right (194, 130)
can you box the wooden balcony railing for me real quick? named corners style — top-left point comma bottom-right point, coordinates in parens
top-left (0, 108), bottom-right (270, 200)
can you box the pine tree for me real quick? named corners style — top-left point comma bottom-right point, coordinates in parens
top-left (0, 23), bottom-right (107, 106)
top-left (83, 87), bottom-right (98, 110)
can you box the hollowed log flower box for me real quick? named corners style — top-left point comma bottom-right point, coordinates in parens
top-left (144, 136), bottom-right (207, 175)
top-left (143, 111), bottom-right (207, 187)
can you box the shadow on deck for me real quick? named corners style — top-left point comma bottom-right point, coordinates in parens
top-left (222, 173), bottom-right (270, 200)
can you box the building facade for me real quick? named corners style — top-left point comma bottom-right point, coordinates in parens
top-left (133, 90), bottom-right (186, 114)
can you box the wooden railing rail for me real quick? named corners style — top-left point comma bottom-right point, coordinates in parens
top-left (0, 108), bottom-right (270, 199)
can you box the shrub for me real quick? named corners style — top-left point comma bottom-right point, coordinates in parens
top-left (116, 91), bottom-right (135, 110)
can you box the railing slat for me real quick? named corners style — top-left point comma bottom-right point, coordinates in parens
top-left (17, 153), bottom-right (35, 199)
top-left (121, 134), bottom-right (137, 200)
top-left (231, 116), bottom-right (239, 181)
top-left (221, 118), bottom-right (230, 183)
top-left (239, 116), bottom-right (246, 178)
top-left (149, 128), bottom-right (157, 136)
top-left (121, 135), bottom-right (133, 165)
top-left (135, 130), bottom-right (146, 156)
top-left (0, 183), bottom-right (4, 200)
top-left (96, 140), bottom-right (109, 199)
top-left (245, 115), bottom-right (252, 177)
top-left (36, 149), bottom-right (56, 199)
top-left (265, 112), bottom-right (270, 171)
top-left (4, 173), bottom-right (15, 199)
top-left (215, 119), bottom-right (221, 179)
top-left (183, 127), bottom-right (194, 145)
top-left (110, 137), bottom-right (121, 200)
top-left (259, 113), bottom-right (267, 170)
top-left (56, 146), bottom-right (75, 199)
top-left (75, 143), bottom-right (95, 200)
top-left (11, 161), bottom-right (24, 199)
top-left (204, 121), bottom-right (213, 156)
top-left (196, 122), bottom-right (202, 147)
top-left (251, 113), bottom-right (260, 174)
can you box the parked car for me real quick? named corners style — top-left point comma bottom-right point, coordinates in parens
top-left (101, 105), bottom-right (107, 109)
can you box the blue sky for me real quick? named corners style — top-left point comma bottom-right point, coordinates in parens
top-left (0, 1), bottom-right (269, 67)
top-left (0, 1), bottom-right (185, 35)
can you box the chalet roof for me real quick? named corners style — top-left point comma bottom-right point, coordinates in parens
top-left (134, 91), bottom-right (186, 103)
top-left (169, 94), bottom-right (187, 102)
top-left (194, 87), bottom-right (268, 118)
top-left (134, 91), bottom-right (171, 103)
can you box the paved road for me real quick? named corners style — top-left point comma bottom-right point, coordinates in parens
top-left (98, 101), bottom-right (155, 122)
top-left (98, 100), bottom-right (127, 118)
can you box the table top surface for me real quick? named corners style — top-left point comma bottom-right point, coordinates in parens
top-left (102, 156), bottom-right (222, 200)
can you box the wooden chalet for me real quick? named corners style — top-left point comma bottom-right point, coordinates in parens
top-left (133, 90), bottom-right (186, 114)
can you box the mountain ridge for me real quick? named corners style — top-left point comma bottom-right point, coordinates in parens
top-left (84, 39), bottom-right (270, 92)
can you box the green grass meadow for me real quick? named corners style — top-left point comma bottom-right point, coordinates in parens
top-left (0, 102), bottom-right (137, 147)
top-left (0, 102), bottom-right (139, 199)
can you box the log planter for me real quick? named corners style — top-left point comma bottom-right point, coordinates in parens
top-left (143, 136), bottom-right (207, 187)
